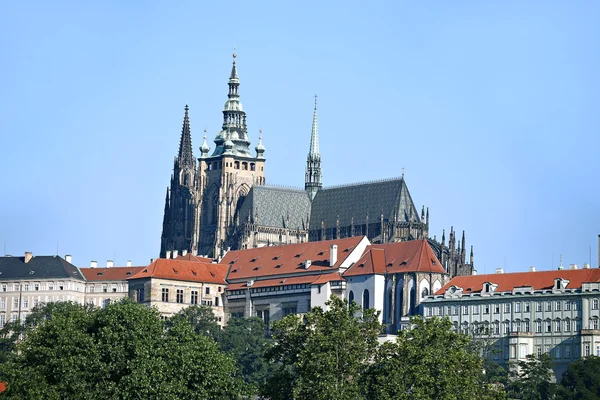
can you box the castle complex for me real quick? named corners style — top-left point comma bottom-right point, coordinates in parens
top-left (160, 54), bottom-right (474, 278)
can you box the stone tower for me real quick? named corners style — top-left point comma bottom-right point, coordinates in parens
top-left (305, 96), bottom-right (322, 200)
top-left (196, 53), bottom-right (266, 257)
top-left (160, 105), bottom-right (199, 257)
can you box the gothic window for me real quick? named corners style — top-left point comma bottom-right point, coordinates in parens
top-left (363, 289), bottom-right (370, 311)
top-left (421, 287), bottom-right (429, 299)
top-left (348, 291), bottom-right (354, 306)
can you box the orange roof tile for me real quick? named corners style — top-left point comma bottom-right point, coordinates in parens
top-left (172, 254), bottom-right (213, 263)
top-left (128, 259), bottom-right (227, 284)
top-left (437, 268), bottom-right (600, 295)
top-left (344, 240), bottom-right (446, 276)
top-left (222, 237), bottom-right (364, 281)
top-left (80, 266), bottom-right (145, 281)
top-left (312, 272), bottom-right (345, 284)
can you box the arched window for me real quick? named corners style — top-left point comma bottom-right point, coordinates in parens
top-left (409, 286), bottom-right (416, 315)
top-left (348, 291), bottom-right (354, 305)
top-left (421, 287), bottom-right (429, 299)
top-left (363, 289), bottom-right (370, 311)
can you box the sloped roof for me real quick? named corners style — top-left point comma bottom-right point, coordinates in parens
top-left (173, 254), bottom-right (213, 263)
top-left (0, 255), bottom-right (85, 281)
top-left (128, 259), bottom-right (227, 284)
top-left (227, 272), bottom-right (344, 291)
top-left (436, 269), bottom-right (600, 295)
top-left (80, 266), bottom-right (145, 281)
top-left (344, 240), bottom-right (446, 276)
top-left (309, 177), bottom-right (420, 230)
top-left (222, 236), bottom-right (364, 281)
top-left (237, 185), bottom-right (311, 229)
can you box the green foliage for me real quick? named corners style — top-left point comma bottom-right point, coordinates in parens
top-left (0, 300), bottom-right (245, 399)
top-left (167, 305), bottom-right (221, 340)
top-left (218, 316), bottom-right (273, 393)
top-left (555, 355), bottom-right (600, 400)
top-left (364, 316), bottom-right (504, 400)
top-left (508, 353), bottom-right (555, 400)
top-left (263, 295), bottom-right (382, 400)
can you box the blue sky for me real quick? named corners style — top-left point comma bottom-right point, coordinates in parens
top-left (1, 1), bottom-right (599, 272)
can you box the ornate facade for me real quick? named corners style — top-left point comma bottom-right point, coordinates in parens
top-left (159, 54), bottom-right (474, 278)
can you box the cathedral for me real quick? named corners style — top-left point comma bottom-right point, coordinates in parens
top-left (160, 53), bottom-right (474, 277)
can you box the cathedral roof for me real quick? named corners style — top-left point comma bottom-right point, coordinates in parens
top-left (344, 240), bottom-right (446, 277)
top-left (309, 177), bottom-right (420, 230)
top-left (238, 185), bottom-right (311, 230)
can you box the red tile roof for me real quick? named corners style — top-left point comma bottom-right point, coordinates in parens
top-left (222, 237), bottom-right (365, 281)
top-left (128, 259), bottom-right (227, 284)
top-left (436, 268), bottom-right (600, 295)
top-left (226, 272), bottom-right (344, 291)
top-left (344, 240), bottom-right (446, 276)
top-left (172, 254), bottom-right (213, 263)
top-left (80, 266), bottom-right (145, 281)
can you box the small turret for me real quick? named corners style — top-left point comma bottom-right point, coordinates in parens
top-left (255, 129), bottom-right (265, 158)
top-left (200, 129), bottom-right (210, 157)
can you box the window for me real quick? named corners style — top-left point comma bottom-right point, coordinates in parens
top-left (566, 301), bottom-right (572, 311)
top-left (524, 320), bottom-right (530, 332)
top-left (14, 284), bottom-right (20, 291)
top-left (503, 321), bottom-right (510, 334)
top-left (585, 343), bottom-right (591, 357)
top-left (103, 285), bottom-right (108, 293)
top-left (48, 283), bottom-right (54, 291)
top-left (0, 314), bottom-right (5, 328)
top-left (597, 343), bottom-right (600, 357)
top-left (437, 306), bottom-right (442, 316)
top-left (89, 286), bottom-right (95, 293)
top-left (515, 302), bottom-right (521, 313)
top-left (452, 306), bottom-right (458, 316)
top-left (536, 346), bottom-right (542, 356)
top-left (215, 296), bottom-right (219, 307)
top-left (421, 287), bottom-right (429, 299)
top-left (535, 321), bottom-right (542, 333)
top-left (137, 288), bottom-right (145, 302)
top-left (34, 283), bottom-right (39, 291)
top-left (556, 301), bottom-right (562, 311)
top-left (112, 285), bottom-right (117, 293)
top-left (33, 298), bottom-right (38, 307)
top-left (473, 305), bottom-right (480, 314)
top-left (12, 297), bottom-right (18, 309)
top-left (555, 320), bottom-right (561, 332)
top-left (363, 289), bottom-right (370, 310)
top-left (176, 289), bottom-right (183, 304)
top-left (565, 345), bottom-right (571, 359)
top-left (524, 302), bottom-right (530, 312)
top-left (0, 298), bottom-right (5, 309)
top-left (565, 319), bottom-right (571, 332)
top-left (205, 287), bottom-right (210, 295)
top-left (546, 320), bottom-right (552, 333)
top-left (447, 306), bottom-right (452, 316)
top-left (462, 322), bottom-right (469, 334)
top-left (574, 301), bottom-right (579, 310)
top-left (426, 307), bottom-right (432, 317)
top-left (484, 304), bottom-right (490, 314)
top-left (218, 286), bottom-right (222, 293)
top-left (494, 304), bottom-right (500, 314)
top-left (1, 285), bottom-right (5, 292)
top-left (24, 283), bottom-right (29, 291)
top-left (162, 288), bottom-right (169, 302)
top-left (191, 291), bottom-right (198, 305)
top-left (505, 303), bottom-right (511, 313)
top-left (10, 313), bottom-right (17, 323)
top-left (594, 299), bottom-right (599, 310)
top-left (493, 321), bottom-right (500, 335)
top-left (462, 305), bottom-right (469, 314)
top-left (23, 298), bottom-right (28, 309)
top-left (591, 318), bottom-right (599, 330)
top-left (546, 302), bottom-right (552, 312)
top-left (282, 306), bottom-right (297, 316)
top-left (536, 302), bottom-right (542, 312)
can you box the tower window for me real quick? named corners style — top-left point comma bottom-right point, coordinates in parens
top-left (242, 162), bottom-right (248, 170)
top-left (250, 163), bottom-right (255, 171)
top-left (234, 161), bottom-right (240, 169)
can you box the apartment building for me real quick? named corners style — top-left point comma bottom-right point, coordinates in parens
top-left (80, 261), bottom-right (144, 307)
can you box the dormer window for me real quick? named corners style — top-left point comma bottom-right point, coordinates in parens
top-left (554, 278), bottom-right (570, 290)
top-left (482, 282), bottom-right (498, 294)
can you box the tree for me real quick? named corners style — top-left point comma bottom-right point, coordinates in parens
top-left (0, 299), bottom-right (245, 399)
top-left (263, 295), bottom-right (382, 400)
top-left (555, 355), bottom-right (600, 399)
top-left (508, 353), bottom-right (555, 400)
top-left (363, 316), bottom-right (505, 400)
top-left (167, 305), bottom-right (221, 340)
top-left (218, 316), bottom-right (273, 393)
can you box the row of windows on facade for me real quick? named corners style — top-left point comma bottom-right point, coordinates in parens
top-left (159, 288), bottom-right (220, 306)
top-left (487, 342), bottom-right (595, 361)
top-left (207, 160), bottom-right (261, 171)
top-left (447, 317), bottom-right (600, 336)
top-left (0, 296), bottom-right (92, 309)
top-left (1, 282), bottom-right (84, 292)
top-left (230, 304), bottom-right (299, 322)
top-left (425, 299), bottom-right (596, 317)
top-left (228, 284), bottom-right (312, 297)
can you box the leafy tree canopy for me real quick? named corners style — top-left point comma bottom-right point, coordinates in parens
top-left (508, 353), bottom-right (555, 400)
top-left (555, 355), bottom-right (600, 400)
top-left (167, 305), bottom-right (221, 340)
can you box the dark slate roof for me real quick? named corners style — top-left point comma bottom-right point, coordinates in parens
top-left (309, 177), bottom-right (420, 229)
top-left (238, 185), bottom-right (311, 229)
top-left (0, 256), bottom-right (86, 281)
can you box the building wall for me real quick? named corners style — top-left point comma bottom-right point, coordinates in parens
top-left (84, 281), bottom-right (130, 308)
top-left (0, 279), bottom-right (85, 327)
top-left (422, 282), bottom-right (600, 379)
top-left (128, 277), bottom-right (226, 325)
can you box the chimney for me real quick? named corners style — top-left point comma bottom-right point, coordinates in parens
top-left (583, 263), bottom-right (590, 269)
top-left (24, 252), bottom-right (33, 263)
top-left (65, 255), bottom-right (72, 264)
top-left (529, 266), bottom-right (536, 272)
top-left (192, 249), bottom-right (198, 256)
top-left (330, 244), bottom-right (338, 267)
top-left (126, 260), bottom-right (132, 267)
top-left (91, 260), bottom-right (97, 268)
top-left (166, 251), bottom-right (172, 259)
top-left (106, 260), bottom-right (114, 268)
top-left (150, 258), bottom-right (156, 263)
top-left (172, 250), bottom-right (178, 259)
top-left (569, 264), bottom-right (578, 270)
top-left (304, 260), bottom-right (312, 269)
top-left (182, 249), bottom-right (188, 257)
top-left (495, 268), bottom-right (504, 274)
top-left (472, 269), bottom-right (477, 275)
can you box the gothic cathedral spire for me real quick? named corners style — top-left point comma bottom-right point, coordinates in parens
top-left (177, 105), bottom-right (195, 169)
top-left (305, 95), bottom-right (322, 200)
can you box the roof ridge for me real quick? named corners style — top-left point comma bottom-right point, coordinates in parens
top-left (259, 184), bottom-right (306, 192)
top-left (322, 176), bottom-right (403, 190)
